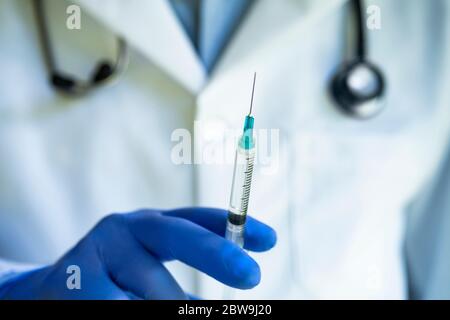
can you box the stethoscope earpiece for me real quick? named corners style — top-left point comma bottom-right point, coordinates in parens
top-left (33, 0), bottom-right (128, 96)
top-left (92, 61), bottom-right (115, 84)
top-left (330, 60), bottom-right (385, 119)
top-left (49, 60), bottom-right (119, 96)
top-left (51, 73), bottom-right (76, 92)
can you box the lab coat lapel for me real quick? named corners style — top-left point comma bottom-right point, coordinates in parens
top-left (75, 0), bottom-right (206, 94)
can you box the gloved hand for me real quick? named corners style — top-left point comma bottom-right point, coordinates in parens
top-left (0, 207), bottom-right (276, 299)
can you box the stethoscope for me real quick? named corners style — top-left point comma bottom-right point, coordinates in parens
top-left (329, 0), bottom-right (386, 119)
top-left (33, 0), bottom-right (129, 96)
top-left (33, 0), bottom-right (385, 119)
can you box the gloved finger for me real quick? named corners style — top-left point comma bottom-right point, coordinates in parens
top-left (163, 207), bottom-right (277, 252)
top-left (104, 238), bottom-right (187, 300)
top-left (126, 211), bottom-right (261, 289)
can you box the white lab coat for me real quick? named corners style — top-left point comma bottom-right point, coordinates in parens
top-left (0, 0), bottom-right (449, 299)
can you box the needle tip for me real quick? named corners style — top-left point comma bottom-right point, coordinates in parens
top-left (248, 72), bottom-right (257, 115)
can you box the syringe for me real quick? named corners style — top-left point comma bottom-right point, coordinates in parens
top-left (225, 73), bottom-right (257, 248)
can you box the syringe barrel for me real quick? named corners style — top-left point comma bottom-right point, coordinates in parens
top-left (226, 145), bottom-right (256, 247)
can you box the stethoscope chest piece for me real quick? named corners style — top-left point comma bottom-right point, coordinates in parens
top-left (330, 60), bottom-right (386, 119)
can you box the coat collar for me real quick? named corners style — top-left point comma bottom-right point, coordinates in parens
top-left (75, 0), bottom-right (347, 95)
top-left (209, 0), bottom-right (348, 79)
top-left (75, 0), bottom-right (206, 94)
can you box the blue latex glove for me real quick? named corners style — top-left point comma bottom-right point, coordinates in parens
top-left (0, 207), bottom-right (276, 299)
